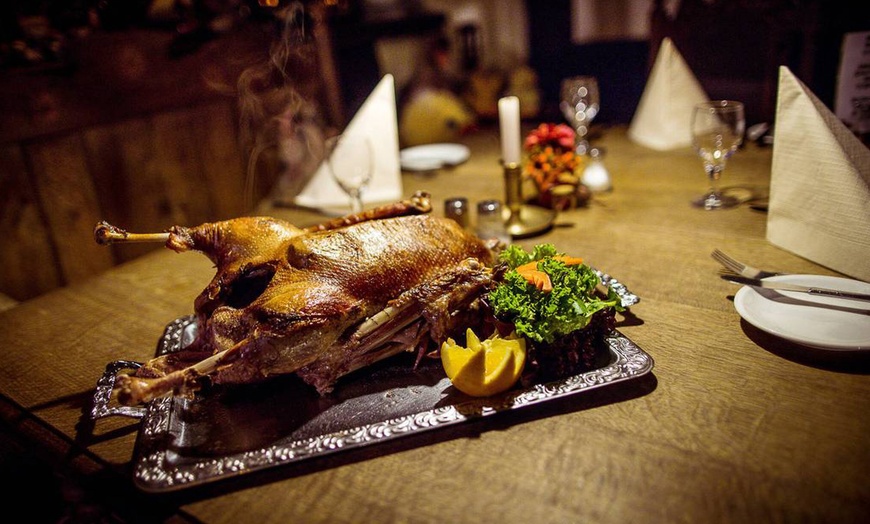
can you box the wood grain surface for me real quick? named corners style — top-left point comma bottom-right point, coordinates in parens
top-left (1, 126), bottom-right (868, 523)
top-left (0, 26), bottom-right (282, 302)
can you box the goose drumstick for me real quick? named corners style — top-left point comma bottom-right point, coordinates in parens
top-left (94, 221), bottom-right (171, 245)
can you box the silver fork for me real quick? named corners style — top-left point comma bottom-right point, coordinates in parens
top-left (711, 249), bottom-right (781, 279)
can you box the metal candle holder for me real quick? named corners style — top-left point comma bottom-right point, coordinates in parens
top-left (502, 160), bottom-right (556, 238)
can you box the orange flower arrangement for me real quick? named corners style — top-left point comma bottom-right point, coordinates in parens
top-left (523, 123), bottom-right (585, 209)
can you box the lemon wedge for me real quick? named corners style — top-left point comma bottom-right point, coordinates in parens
top-left (441, 328), bottom-right (526, 397)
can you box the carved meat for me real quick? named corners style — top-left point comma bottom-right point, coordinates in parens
top-left (97, 193), bottom-right (502, 405)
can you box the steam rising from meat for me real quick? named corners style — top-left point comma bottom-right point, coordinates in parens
top-left (237, 1), bottom-right (327, 209)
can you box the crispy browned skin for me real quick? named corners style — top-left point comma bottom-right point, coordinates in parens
top-left (175, 213), bottom-right (495, 369)
top-left (113, 195), bottom-right (499, 405)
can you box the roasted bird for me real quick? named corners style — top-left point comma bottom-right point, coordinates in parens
top-left (95, 192), bottom-right (503, 406)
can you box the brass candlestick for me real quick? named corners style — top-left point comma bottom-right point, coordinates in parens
top-left (503, 161), bottom-right (523, 232)
top-left (502, 160), bottom-right (556, 238)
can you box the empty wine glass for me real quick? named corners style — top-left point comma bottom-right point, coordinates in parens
top-left (560, 76), bottom-right (600, 155)
top-left (324, 134), bottom-right (373, 214)
top-left (690, 100), bottom-right (745, 210)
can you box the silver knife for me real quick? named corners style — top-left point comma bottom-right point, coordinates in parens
top-left (721, 274), bottom-right (870, 302)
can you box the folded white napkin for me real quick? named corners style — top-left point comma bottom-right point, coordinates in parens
top-left (628, 37), bottom-right (709, 150)
top-left (767, 66), bottom-right (870, 282)
top-left (294, 74), bottom-right (402, 211)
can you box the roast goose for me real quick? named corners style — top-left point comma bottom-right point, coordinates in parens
top-left (95, 192), bottom-right (504, 406)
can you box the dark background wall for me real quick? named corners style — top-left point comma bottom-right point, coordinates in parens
top-left (527, 0), bottom-right (870, 127)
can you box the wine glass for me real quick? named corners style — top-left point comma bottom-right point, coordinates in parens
top-left (324, 134), bottom-right (373, 214)
top-left (690, 100), bottom-right (745, 210)
top-left (560, 76), bottom-right (600, 155)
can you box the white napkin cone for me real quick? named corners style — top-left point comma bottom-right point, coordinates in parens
top-left (294, 74), bottom-right (402, 211)
top-left (767, 66), bottom-right (870, 282)
top-left (628, 37), bottom-right (710, 150)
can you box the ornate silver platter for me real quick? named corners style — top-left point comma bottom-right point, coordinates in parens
top-left (89, 268), bottom-right (647, 492)
top-left (91, 316), bottom-right (653, 493)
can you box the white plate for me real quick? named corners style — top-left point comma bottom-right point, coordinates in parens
top-left (400, 143), bottom-right (470, 171)
top-left (733, 274), bottom-right (870, 350)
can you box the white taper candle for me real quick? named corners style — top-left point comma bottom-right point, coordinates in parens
top-left (498, 96), bottom-right (521, 165)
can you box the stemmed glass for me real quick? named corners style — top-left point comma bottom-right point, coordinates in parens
top-left (690, 100), bottom-right (745, 210)
top-left (560, 76), bottom-right (600, 155)
top-left (324, 134), bottom-right (373, 214)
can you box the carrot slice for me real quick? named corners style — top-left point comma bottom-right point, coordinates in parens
top-left (514, 255), bottom-right (584, 293)
top-left (553, 255), bottom-right (584, 265)
top-left (515, 261), bottom-right (539, 274)
top-left (518, 269), bottom-right (552, 292)
top-left (516, 262), bottom-right (552, 292)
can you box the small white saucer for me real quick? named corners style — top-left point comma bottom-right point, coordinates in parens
top-left (400, 143), bottom-right (470, 172)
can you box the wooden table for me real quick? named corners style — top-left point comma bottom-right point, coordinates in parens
top-left (2, 126), bottom-right (868, 523)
